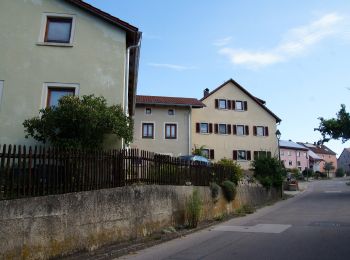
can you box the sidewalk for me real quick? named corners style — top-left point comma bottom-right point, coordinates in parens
top-left (284, 180), bottom-right (310, 196)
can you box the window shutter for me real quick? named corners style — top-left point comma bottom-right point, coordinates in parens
top-left (245, 125), bottom-right (249, 135)
top-left (232, 125), bottom-right (237, 135)
top-left (209, 123), bottom-right (213, 133)
top-left (227, 124), bottom-right (232, 134)
top-left (265, 126), bottom-right (269, 136)
top-left (232, 100), bottom-right (236, 110)
top-left (247, 151), bottom-right (251, 160)
top-left (253, 126), bottom-right (257, 136)
top-left (233, 150), bottom-right (237, 160)
top-left (214, 124), bottom-right (218, 134)
top-left (227, 100), bottom-right (231, 109)
top-left (215, 99), bottom-right (218, 109)
top-left (267, 151), bottom-right (272, 158)
top-left (244, 101), bottom-right (248, 111)
top-left (210, 149), bottom-right (215, 159)
top-left (196, 123), bottom-right (200, 133)
top-left (254, 151), bottom-right (258, 159)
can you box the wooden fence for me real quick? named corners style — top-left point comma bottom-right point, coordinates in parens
top-left (0, 144), bottom-right (232, 200)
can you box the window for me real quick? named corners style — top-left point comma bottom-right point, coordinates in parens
top-left (254, 151), bottom-right (272, 159)
top-left (145, 108), bottom-right (152, 115)
top-left (281, 151), bottom-right (285, 156)
top-left (47, 87), bottom-right (75, 107)
top-left (297, 161), bottom-right (301, 166)
top-left (254, 126), bottom-right (269, 137)
top-left (202, 149), bottom-right (215, 159)
top-left (200, 123), bottom-right (209, 133)
top-left (234, 100), bottom-right (247, 111)
top-left (289, 161), bottom-right (293, 166)
top-left (218, 124), bottom-right (227, 134)
top-left (0, 81), bottom-right (3, 108)
top-left (142, 123), bottom-right (154, 139)
top-left (297, 151), bottom-right (301, 157)
top-left (38, 14), bottom-right (76, 46)
top-left (236, 125), bottom-right (244, 135)
top-left (233, 150), bottom-right (251, 161)
top-left (165, 124), bottom-right (177, 139)
top-left (219, 99), bottom-right (227, 109)
top-left (288, 151), bottom-right (291, 156)
top-left (168, 109), bottom-right (175, 115)
top-left (202, 149), bottom-right (209, 159)
top-left (236, 101), bottom-right (243, 110)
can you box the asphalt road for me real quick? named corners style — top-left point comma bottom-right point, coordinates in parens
top-left (119, 179), bottom-right (350, 260)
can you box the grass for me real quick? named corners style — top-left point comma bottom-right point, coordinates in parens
top-left (235, 204), bottom-right (255, 216)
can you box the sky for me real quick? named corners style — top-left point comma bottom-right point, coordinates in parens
top-left (86, 0), bottom-right (350, 156)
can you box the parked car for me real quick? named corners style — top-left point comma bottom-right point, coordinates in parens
top-left (178, 155), bottom-right (211, 166)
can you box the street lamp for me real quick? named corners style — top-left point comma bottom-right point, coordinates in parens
top-left (275, 130), bottom-right (281, 162)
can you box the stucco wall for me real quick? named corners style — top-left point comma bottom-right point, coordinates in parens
top-left (192, 81), bottom-right (279, 169)
top-left (318, 153), bottom-right (338, 174)
top-left (132, 105), bottom-right (191, 156)
top-left (0, 184), bottom-right (280, 259)
top-left (0, 0), bottom-right (127, 148)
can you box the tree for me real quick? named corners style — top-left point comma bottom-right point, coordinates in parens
top-left (323, 162), bottom-right (335, 178)
top-left (192, 145), bottom-right (207, 156)
top-left (316, 104), bottom-right (350, 143)
top-left (251, 156), bottom-right (286, 188)
top-left (23, 95), bottom-right (133, 149)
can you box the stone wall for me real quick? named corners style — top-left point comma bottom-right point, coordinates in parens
top-left (0, 184), bottom-right (280, 259)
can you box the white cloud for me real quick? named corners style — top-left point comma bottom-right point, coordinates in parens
top-left (218, 13), bottom-right (345, 69)
top-left (148, 63), bottom-right (198, 71)
top-left (213, 36), bottom-right (233, 46)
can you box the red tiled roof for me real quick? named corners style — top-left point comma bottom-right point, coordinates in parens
top-left (201, 79), bottom-right (281, 123)
top-left (136, 95), bottom-right (205, 108)
top-left (298, 143), bottom-right (337, 155)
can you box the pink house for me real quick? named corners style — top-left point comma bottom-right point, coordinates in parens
top-left (279, 140), bottom-right (309, 172)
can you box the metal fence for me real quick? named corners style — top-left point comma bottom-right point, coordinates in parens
top-left (0, 144), bottom-right (232, 200)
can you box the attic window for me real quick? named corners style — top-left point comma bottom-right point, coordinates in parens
top-left (45, 17), bottom-right (73, 43)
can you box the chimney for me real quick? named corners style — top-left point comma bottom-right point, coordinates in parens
top-left (203, 88), bottom-right (210, 98)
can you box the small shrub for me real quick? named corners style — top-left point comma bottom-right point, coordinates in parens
top-left (251, 156), bottom-right (285, 188)
top-left (336, 168), bottom-right (345, 177)
top-left (210, 182), bottom-right (220, 200)
top-left (186, 189), bottom-right (202, 228)
top-left (302, 168), bottom-right (314, 178)
top-left (221, 180), bottom-right (236, 202)
top-left (217, 158), bottom-right (243, 185)
top-left (235, 204), bottom-right (255, 216)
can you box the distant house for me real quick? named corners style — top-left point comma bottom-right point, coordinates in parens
top-left (279, 140), bottom-right (309, 171)
top-left (338, 148), bottom-right (350, 174)
top-left (131, 95), bottom-right (205, 156)
top-left (0, 0), bottom-right (141, 149)
top-left (298, 143), bottom-right (337, 175)
top-left (192, 79), bottom-right (281, 169)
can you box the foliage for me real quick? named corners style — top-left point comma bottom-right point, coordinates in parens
top-left (221, 180), bottom-right (236, 202)
top-left (323, 162), bottom-right (335, 178)
top-left (23, 95), bottom-right (133, 149)
top-left (209, 182), bottom-right (220, 200)
top-left (316, 104), bottom-right (350, 143)
top-left (302, 168), bottom-right (314, 178)
top-left (217, 158), bottom-right (243, 185)
top-left (192, 144), bottom-right (207, 157)
top-left (186, 189), bottom-right (202, 228)
top-left (235, 204), bottom-right (255, 216)
top-left (252, 156), bottom-right (285, 188)
top-left (335, 168), bottom-right (345, 177)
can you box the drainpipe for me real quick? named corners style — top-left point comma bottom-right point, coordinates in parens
top-left (188, 106), bottom-right (192, 155)
top-left (123, 33), bottom-right (142, 148)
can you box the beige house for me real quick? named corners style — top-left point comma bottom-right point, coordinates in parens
top-left (0, 0), bottom-right (141, 148)
top-left (132, 95), bottom-right (204, 156)
top-left (192, 79), bottom-right (281, 169)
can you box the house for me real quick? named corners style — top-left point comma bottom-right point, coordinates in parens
top-left (298, 142), bottom-right (337, 175)
top-left (279, 140), bottom-right (309, 171)
top-left (0, 0), bottom-right (141, 148)
top-left (192, 79), bottom-right (281, 169)
top-left (337, 148), bottom-right (350, 174)
top-left (131, 95), bottom-right (205, 156)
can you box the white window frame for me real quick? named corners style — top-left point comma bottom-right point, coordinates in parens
top-left (202, 149), bottom-right (210, 159)
top-left (218, 99), bottom-right (227, 110)
top-left (256, 126), bottom-right (265, 136)
top-left (164, 122), bottom-right (178, 140)
top-left (41, 82), bottom-right (79, 109)
top-left (218, 123), bottom-right (228, 135)
top-left (200, 123), bottom-right (209, 134)
top-left (236, 125), bottom-right (245, 136)
top-left (37, 13), bottom-right (76, 47)
top-left (235, 100), bottom-right (244, 111)
top-left (0, 81), bottom-right (3, 109)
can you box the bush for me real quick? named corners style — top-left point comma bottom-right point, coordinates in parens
top-left (336, 168), bottom-right (345, 177)
top-left (302, 168), bottom-right (314, 178)
top-left (210, 182), bottom-right (220, 200)
top-left (221, 180), bottom-right (236, 202)
top-left (23, 95), bottom-right (133, 149)
top-left (251, 156), bottom-right (285, 188)
top-left (186, 189), bottom-right (202, 228)
top-left (217, 158), bottom-right (243, 185)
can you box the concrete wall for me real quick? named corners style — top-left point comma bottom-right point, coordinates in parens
top-left (192, 81), bottom-right (279, 169)
top-left (0, 184), bottom-right (279, 259)
top-left (132, 105), bottom-right (191, 156)
top-left (0, 0), bottom-right (127, 148)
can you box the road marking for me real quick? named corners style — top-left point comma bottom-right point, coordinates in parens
top-left (324, 191), bottom-right (342, 193)
top-left (212, 224), bottom-right (291, 234)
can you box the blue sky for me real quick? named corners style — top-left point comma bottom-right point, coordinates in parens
top-left (86, 0), bottom-right (350, 156)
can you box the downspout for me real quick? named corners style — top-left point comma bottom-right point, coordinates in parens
top-left (123, 33), bottom-right (142, 148)
top-left (188, 106), bottom-right (192, 155)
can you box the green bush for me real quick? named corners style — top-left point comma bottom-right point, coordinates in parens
top-left (221, 180), bottom-right (236, 202)
top-left (336, 168), bottom-right (345, 177)
top-left (186, 189), bottom-right (202, 228)
top-left (251, 156), bottom-right (285, 188)
top-left (217, 158), bottom-right (243, 185)
top-left (210, 182), bottom-right (220, 200)
top-left (302, 168), bottom-right (314, 178)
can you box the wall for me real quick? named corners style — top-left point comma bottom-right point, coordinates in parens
top-left (132, 105), bottom-right (191, 156)
top-left (338, 149), bottom-right (350, 173)
top-left (192, 81), bottom-right (279, 169)
top-left (0, 184), bottom-right (280, 259)
top-left (0, 0), bottom-right (127, 148)
top-left (318, 153), bottom-right (338, 174)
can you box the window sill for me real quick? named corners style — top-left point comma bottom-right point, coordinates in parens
top-left (36, 42), bottom-right (73, 47)
top-left (199, 132), bottom-right (210, 135)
